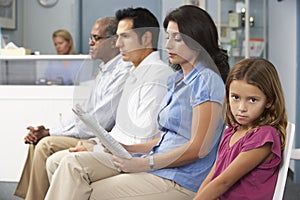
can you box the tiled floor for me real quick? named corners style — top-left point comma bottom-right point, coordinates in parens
top-left (0, 173), bottom-right (299, 200)
top-left (0, 182), bottom-right (21, 200)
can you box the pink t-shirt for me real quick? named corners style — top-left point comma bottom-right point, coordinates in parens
top-left (212, 125), bottom-right (282, 200)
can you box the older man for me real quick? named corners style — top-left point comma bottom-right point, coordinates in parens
top-left (14, 17), bottom-right (132, 200)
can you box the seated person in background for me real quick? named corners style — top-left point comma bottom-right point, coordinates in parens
top-left (43, 29), bottom-right (82, 85)
top-left (52, 29), bottom-right (76, 55)
top-left (44, 5), bottom-right (229, 200)
top-left (194, 58), bottom-right (287, 200)
top-left (14, 17), bottom-right (132, 200)
top-left (46, 6), bottom-right (174, 183)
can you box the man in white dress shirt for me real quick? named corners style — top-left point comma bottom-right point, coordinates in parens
top-left (44, 7), bottom-right (174, 200)
top-left (14, 17), bottom-right (132, 200)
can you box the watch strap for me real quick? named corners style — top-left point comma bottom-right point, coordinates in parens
top-left (149, 155), bottom-right (154, 171)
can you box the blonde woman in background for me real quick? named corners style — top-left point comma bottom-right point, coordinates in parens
top-left (43, 29), bottom-right (83, 85)
top-left (52, 29), bottom-right (76, 55)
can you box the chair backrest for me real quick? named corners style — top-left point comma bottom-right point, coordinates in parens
top-left (273, 122), bottom-right (295, 200)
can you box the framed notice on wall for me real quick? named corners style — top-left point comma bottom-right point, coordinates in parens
top-left (0, 0), bottom-right (16, 29)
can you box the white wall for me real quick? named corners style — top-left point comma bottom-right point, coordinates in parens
top-left (268, 0), bottom-right (297, 172)
top-left (23, 0), bottom-right (79, 54)
top-left (0, 86), bottom-right (75, 181)
top-left (268, 0), bottom-right (297, 124)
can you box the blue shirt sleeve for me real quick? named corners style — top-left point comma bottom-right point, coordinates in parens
top-left (190, 68), bottom-right (225, 107)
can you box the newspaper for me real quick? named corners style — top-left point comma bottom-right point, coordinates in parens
top-left (72, 104), bottom-right (132, 159)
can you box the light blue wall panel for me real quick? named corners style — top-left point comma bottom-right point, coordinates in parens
top-left (80, 0), bottom-right (162, 54)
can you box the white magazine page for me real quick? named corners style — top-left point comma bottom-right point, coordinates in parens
top-left (72, 104), bottom-right (132, 159)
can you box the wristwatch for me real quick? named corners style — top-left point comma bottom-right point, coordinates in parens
top-left (38, 0), bottom-right (58, 7)
top-left (149, 155), bottom-right (154, 171)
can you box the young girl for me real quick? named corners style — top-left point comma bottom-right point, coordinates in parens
top-left (194, 58), bottom-right (287, 200)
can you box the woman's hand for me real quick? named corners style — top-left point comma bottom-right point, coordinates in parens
top-left (112, 155), bottom-right (149, 173)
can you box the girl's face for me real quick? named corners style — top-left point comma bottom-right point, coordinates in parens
top-left (229, 79), bottom-right (271, 127)
top-left (165, 21), bottom-right (198, 67)
top-left (53, 36), bottom-right (71, 55)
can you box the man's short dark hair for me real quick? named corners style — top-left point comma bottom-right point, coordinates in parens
top-left (115, 7), bottom-right (160, 50)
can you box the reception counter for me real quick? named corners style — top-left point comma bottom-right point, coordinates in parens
top-left (0, 55), bottom-right (96, 85)
top-left (0, 55), bottom-right (96, 181)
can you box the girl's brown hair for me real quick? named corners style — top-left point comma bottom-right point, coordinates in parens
top-left (224, 58), bottom-right (287, 149)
